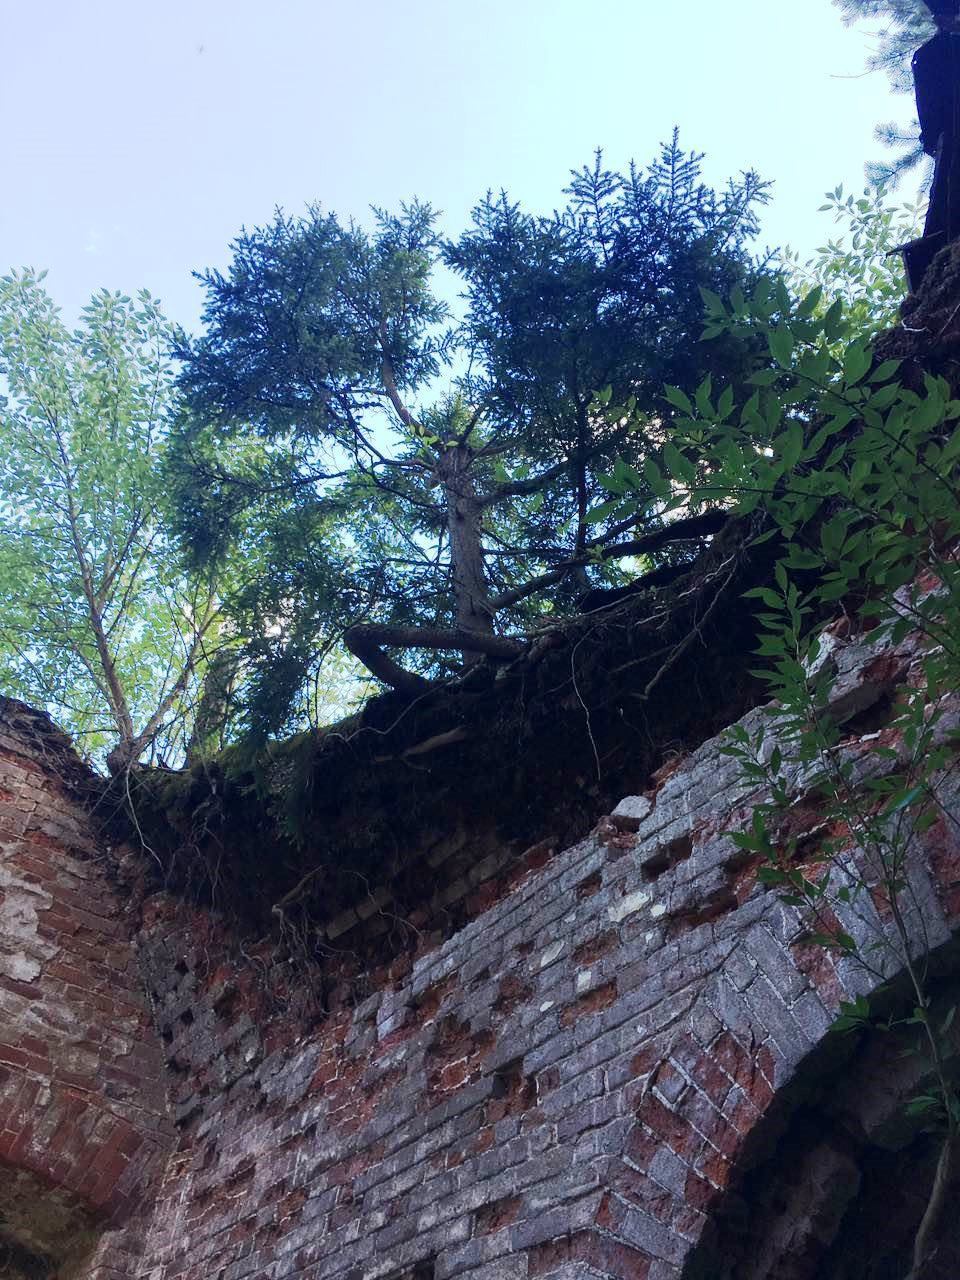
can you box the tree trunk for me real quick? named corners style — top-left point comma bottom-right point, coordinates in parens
top-left (340, 447), bottom-right (504, 691)
top-left (187, 646), bottom-right (239, 761)
top-left (436, 445), bottom-right (493, 644)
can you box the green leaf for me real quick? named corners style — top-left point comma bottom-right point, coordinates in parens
top-left (768, 327), bottom-right (794, 367)
top-left (694, 375), bottom-right (714, 417)
top-left (643, 457), bottom-right (672, 500)
top-left (744, 586), bottom-right (785, 610)
top-left (717, 385), bottom-right (735, 421)
top-left (842, 342), bottom-right (871, 386)
top-left (881, 785), bottom-right (924, 817)
top-left (822, 297), bottom-right (845, 338)
top-left (664, 385), bottom-right (694, 414)
top-left (662, 442), bottom-right (695, 486)
top-left (904, 1095), bottom-right (941, 1117)
top-left (699, 286), bottom-right (725, 316)
top-left (584, 499), bottom-right (620, 525)
top-left (795, 285), bottom-right (823, 319)
top-left (869, 359), bottom-right (901, 383)
top-left (749, 528), bottom-right (780, 547)
top-left (598, 470), bottom-right (626, 496)
top-left (776, 422), bottom-right (804, 472)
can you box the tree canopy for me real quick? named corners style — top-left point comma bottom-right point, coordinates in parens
top-left (0, 272), bottom-right (223, 769)
top-left (171, 139), bottom-right (769, 731)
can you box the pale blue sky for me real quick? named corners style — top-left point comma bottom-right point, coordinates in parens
top-left (2, 0), bottom-right (919, 330)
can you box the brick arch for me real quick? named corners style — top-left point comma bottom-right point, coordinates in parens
top-left (595, 851), bottom-right (960, 1280)
top-left (547, 632), bottom-right (960, 1280)
top-left (0, 700), bottom-right (172, 1274)
top-left (678, 957), bottom-right (960, 1280)
top-left (587, 873), bottom-right (960, 1278)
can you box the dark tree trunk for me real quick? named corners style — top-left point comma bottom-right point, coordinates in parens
top-left (344, 624), bottom-right (522, 695)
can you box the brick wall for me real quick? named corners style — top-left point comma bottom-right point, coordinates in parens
top-left (130, 620), bottom-right (960, 1280)
top-left (2, 612), bottom-right (960, 1278)
top-left (0, 700), bottom-right (172, 1278)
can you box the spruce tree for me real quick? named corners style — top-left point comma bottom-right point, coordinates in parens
top-left (171, 140), bottom-right (769, 730)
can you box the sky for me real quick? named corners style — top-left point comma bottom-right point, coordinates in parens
top-left (2, 0), bottom-right (921, 332)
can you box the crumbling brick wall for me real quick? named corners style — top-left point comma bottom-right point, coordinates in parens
top-left (129, 623), bottom-right (960, 1280)
top-left (0, 700), bottom-right (172, 1278)
top-left (2, 616), bottom-right (960, 1279)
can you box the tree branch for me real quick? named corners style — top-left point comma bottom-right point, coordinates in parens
top-left (378, 319), bottom-right (418, 429)
top-left (344, 622), bottom-right (523, 694)
top-left (489, 510), bottom-right (730, 612)
top-left (598, 508), bottom-right (729, 561)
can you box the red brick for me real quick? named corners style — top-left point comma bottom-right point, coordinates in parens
top-left (698, 1146), bottom-right (734, 1190)
top-left (559, 979), bottom-right (617, 1027)
top-left (634, 1095), bottom-right (701, 1160)
top-left (684, 1169), bottom-right (720, 1212)
top-left (475, 1194), bottom-right (523, 1233)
